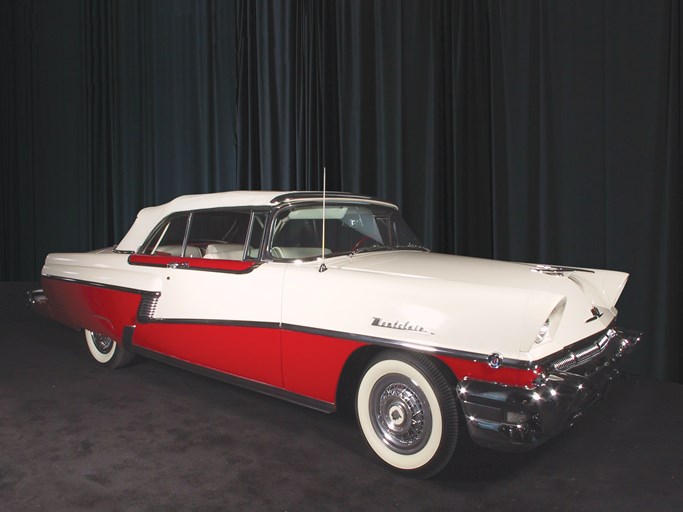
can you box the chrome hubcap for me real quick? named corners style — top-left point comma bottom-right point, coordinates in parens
top-left (371, 376), bottom-right (431, 455)
top-left (92, 332), bottom-right (114, 355)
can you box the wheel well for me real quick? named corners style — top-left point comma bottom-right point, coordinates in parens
top-left (335, 345), bottom-right (460, 416)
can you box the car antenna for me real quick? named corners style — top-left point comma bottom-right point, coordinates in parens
top-left (319, 167), bottom-right (328, 273)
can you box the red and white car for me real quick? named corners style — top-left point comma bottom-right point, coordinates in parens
top-left (29, 191), bottom-right (640, 477)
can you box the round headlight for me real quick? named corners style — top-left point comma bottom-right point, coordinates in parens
top-left (534, 319), bottom-right (551, 344)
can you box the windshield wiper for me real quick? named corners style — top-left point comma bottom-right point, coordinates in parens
top-left (396, 243), bottom-right (430, 252)
top-left (349, 243), bottom-right (390, 257)
top-left (350, 242), bottom-right (429, 257)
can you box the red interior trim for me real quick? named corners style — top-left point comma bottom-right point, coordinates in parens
top-left (128, 254), bottom-right (257, 273)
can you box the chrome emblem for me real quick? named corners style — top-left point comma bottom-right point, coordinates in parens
top-left (371, 317), bottom-right (435, 335)
top-left (585, 306), bottom-right (604, 323)
top-left (487, 353), bottom-right (503, 369)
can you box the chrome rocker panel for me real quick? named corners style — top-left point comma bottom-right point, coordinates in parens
top-left (457, 327), bottom-right (641, 451)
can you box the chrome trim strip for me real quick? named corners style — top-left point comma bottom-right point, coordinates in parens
top-left (142, 317), bottom-right (281, 330)
top-left (121, 316), bottom-right (531, 369)
top-left (180, 212), bottom-right (193, 258)
top-left (41, 274), bottom-right (156, 296)
top-left (280, 324), bottom-right (531, 369)
top-left (270, 192), bottom-right (376, 204)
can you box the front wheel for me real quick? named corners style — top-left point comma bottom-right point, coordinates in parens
top-left (356, 350), bottom-right (458, 478)
top-left (84, 329), bottom-right (135, 369)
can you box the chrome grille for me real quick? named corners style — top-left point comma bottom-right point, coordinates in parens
top-left (551, 329), bottom-right (614, 372)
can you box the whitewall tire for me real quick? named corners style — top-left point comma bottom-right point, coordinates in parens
top-left (84, 329), bottom-right (134, 369)
top-left (356, 350), bottom-right (458, 478)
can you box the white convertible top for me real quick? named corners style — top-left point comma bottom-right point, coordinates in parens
top-left (115, 190), bottom-right (393, 252)
top-left (116, 191), bottom-right (285, 252)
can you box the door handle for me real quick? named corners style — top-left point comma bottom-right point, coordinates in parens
top-left (166, 262), bottom-right (189, 269)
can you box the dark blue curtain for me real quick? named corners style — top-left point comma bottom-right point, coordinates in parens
top-left (0, 0), bottom-right (238, 268)
top-left (1, 0), bottom-right (681, 383)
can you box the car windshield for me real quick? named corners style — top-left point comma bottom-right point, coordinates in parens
top-left (270, 203), bottom-right (426, 260)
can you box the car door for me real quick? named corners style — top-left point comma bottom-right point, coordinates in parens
top-left (129, 209), bottom-right (286, 387)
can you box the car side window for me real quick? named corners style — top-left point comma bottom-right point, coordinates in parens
top-left (187, 210), bottom-right (251, 260)
top-left (246, 212), bottom-right (266, 260)
top-left (141, 215), bottom-right (190, 256)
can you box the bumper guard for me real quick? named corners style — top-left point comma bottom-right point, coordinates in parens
top-left (457, 327), bottom-right (641, 451)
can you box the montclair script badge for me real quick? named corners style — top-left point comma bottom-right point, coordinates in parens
top-left (371, 317), bottom-right (435, 335)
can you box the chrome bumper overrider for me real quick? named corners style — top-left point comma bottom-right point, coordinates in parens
top-left (457, 327), bottom-right (641, 451)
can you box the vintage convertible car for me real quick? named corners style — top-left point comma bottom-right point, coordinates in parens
top-left (29, 191), bottom-right (640, 477)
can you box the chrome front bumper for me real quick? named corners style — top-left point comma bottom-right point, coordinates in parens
top-left (457, 327), bottom-right (641, 451)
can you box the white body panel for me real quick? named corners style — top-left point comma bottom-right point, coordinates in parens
top-left (43, 252), bottom-right (163, 292)
top-left (151, 263), bottom-right (286, 324)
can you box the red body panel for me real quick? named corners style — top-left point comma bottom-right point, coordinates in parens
top-left (438, 356), bottom-right (537, 387)
top-left (281, 330), bottom-right (367, 403)
top-left (41, 277), bottom-right (141, 341)
top-left (134, 323), bottom-right (283, 388)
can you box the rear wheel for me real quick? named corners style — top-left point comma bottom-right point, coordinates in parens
top-left (84, 329), bottom-right (135, 369)
top-left (355, 350), bottom-right (459, 478)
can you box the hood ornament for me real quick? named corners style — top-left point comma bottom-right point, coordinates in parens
top-left (585, 306), bottom-right (604, 323)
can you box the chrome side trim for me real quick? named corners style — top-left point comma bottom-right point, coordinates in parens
top-left (123, 318), bottom-right (513, 368)
top-left (141, 317), bottom-right (281, 330)
top-left (41, 274), bottom-right (156, 296)
top-left (280, 323), bottom-right (531, 369)
top-left (270, 192), bottom-right (375, 204)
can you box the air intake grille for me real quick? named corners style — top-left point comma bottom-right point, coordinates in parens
top-left (138, 293), bottom-right (160, 321)
top-left (551, 330), bottom-right (613, 372)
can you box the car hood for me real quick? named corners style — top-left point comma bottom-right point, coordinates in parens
top-left (332, 251), bottom-right (627, 310)
top-left (319, 250), bottom-right (628, 359)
